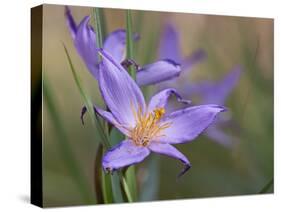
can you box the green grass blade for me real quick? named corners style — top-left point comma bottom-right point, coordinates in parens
top-left (99, 9), bottom-right (107, 40)
top-left (62, 44), bottom-right (111, 149)
top-left (125, 9), bottom-right (138, 201)
top-left (109, 129), bottom-right (125, 202)
top-left (102, 169), bottom-right (114, 203)
top-left (93, 8), bottom-right (104, 49)
top-left (94, 144), bottom-right (105, 204)
top-left (63, 44), bottom-right (115, 203)
top-left (125, 167), bottom-right (137, 201)
top-left (126, 10), bottom-right (136, 79)
top-left (119, 172), bottom-right (133, 202)
top-left (43, 77), bottom-right (94, 204)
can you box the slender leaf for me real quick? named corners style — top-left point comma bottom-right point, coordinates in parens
top-left (63, 45), bottom-right (116, 203)
top-left (126, 10), bottom-right (136, 79)
top-left (101, 159), bottom-right (114, 203)
top-left (93, 8), bottom-right (104, 49)
top-left (109, 129), bottom-right (125, 202)
top-left (62, 44), bottom-right (111, 149)
top-left (94, 144), bottom-right (104, 204)
top-left (125, 9), bottom-right (138, 202)
top-left (125, 167), bottom-right (138, 201)
top-left (99, 9), bottom-right (107, 40)
top-left (110, 173), bottom-right (124, 203)
top-left (119, 172), bottom-right (133, 202)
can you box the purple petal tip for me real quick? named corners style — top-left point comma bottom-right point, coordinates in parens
top-left (177, 163), bottom-right (192, 179)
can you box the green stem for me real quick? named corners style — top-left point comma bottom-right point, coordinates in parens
top-left (119, 172), bottom-right (133, 202)
top-left (126, 10), bottom-right (136, 80)
top-left (93, 8), bottom-right (104, 49)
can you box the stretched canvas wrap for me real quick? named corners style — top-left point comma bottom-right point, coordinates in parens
top-left (31, 4), bottom-right (274, 208)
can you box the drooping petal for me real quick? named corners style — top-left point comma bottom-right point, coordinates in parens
top-left (136, 60), bottom-right (181, 86)
top-left (147, 88), bottom-right (190, 112)
top-left (94, 107), bottom-right (130, 136)
top-left (181, 49), bottom-right (207, 73)
top-left (158, 24), bottom-right (181, 63)
top-left (102, 140), bottom-right (150, 172)
top-left (104, 29), bottom-right (127, 63)
top-left (158, 104), bottom-right (226, 144)
top-left (149, 142), bottom-right (191, 177)
top-left (65, 6), bottom-right (77, 40)
top-left (98, 49), bottom-right (146, 127)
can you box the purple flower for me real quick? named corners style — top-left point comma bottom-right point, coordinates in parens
top-left (65, 7), bottom-right (182, 86)
top-left (184, 66), bottom-right (242, 105)
top-left (182, 66), bottom-right (242, 147)
top-left (95, 49), bottom-right (225, 176)
top-left (158, 23), bottom-right (241, 148)
top-left (158, 23), bottom-right (206, 76)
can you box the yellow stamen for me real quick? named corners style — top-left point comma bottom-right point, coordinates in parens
top-left (129, 106), bottom-right (170, 147)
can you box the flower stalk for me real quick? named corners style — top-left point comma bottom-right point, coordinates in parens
top-left (126, 10), bottom-right (136, 80)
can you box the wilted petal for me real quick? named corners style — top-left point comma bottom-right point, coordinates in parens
top-left (181, 49), bottom-right (206, 73)
top-left (136, 60), bottom-right (181, 86)
top-left (74, 16), bottom-right (99, 78)
top-left (98, 49), bottom-right (146, 127)
top-left (149, 142), bottom-right (191, 176)
top-left (65, 6), bottom-right (77, 40)
top-left (104, 29), bottom-right (126, 63)
top-left (158, 104), bottom-right (226, 144)
top-left (94, 107), bottom-right (130, 136)
top-left (158, 24), bottom-right (181, 63)
top-left (102, 140), bottom-right (150, 172)
top-left (148, 88), bottom-right (190, 112)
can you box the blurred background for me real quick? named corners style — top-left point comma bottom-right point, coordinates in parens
top-left (35, 4), bottom-right (273, 207)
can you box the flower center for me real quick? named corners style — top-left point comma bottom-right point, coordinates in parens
top-left (129, 107), bottom-right (170, 147)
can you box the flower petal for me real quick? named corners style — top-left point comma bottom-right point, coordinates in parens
top-left (158, 24), bottom-right (181, 63)
top-left (74, 16), bottom-right (99, 78)
top-left (104, 29), bottom-right (139, 63)
top-left (205, 65), bottom-right (241, 105)
top-left (104, 29), bottom-right (126, 63)
top-left (149, 142), bottom-right (191, 177)
top-left (205, 126), bottom-right (235, 148)
top-left (94, 106), bottom-right (130, 136)
top-left (184, 66), bottom-right (242, 105)
top-left (98, 49), bottom-right (146, 127)
top-left (159, 104), bottom-right (226, 144)
top-left (65, 6), bottom-right (77, 40)
top-left (102, 140), bottom-right (150, 172)
top-left (181, 49), bottom-right (206, 73)
top-left (148, 88), bottom-right (190, 112)
top-left (136, 59), bottom-right (181, 86)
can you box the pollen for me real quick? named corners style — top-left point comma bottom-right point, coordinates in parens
top-left (129, 106), bottom-right (170, 147)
